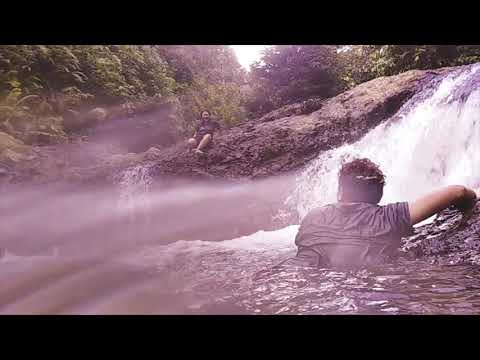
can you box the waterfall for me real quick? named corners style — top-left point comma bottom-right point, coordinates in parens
top-left (115, 164), bottom-right (154, 247)
top-left (117, 164), bottom-right (153, 214)
top-left (286, 64), bottom-right (480, 220)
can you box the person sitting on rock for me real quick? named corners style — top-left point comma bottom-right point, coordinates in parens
top-left (290, 158), bottom-right (477, 268)
top-left (187, 110), bottom-right (220, 155)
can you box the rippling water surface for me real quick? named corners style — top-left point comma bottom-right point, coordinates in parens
top-left (2, 226), bottom-right (480, 314)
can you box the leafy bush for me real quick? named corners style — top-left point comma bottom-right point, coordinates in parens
top-left (0, 45), bottom-right (248, 142)
top-left (157, 45), bottom-right (247, 134)
top-left (340, 45), bottom-right (480, 88)
top-left (246, 45), bottom-right (346, 117)
top-left (178, 79), bottom-right (247, 134)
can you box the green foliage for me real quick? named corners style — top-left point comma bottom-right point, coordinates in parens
top-left (0, 45), bottom-right (248, 140)
top-left (450, 45), bottom-right (480, 65)
top-left (337, 45), bottom-right (378, 88)
top-left (3, 44), bottom-right (480, 145)
top-left (157, 45), bottom-right (247, 133)
top-left (66, 45), bottom-right (177, 104)
top-left (178, 79), bottom-right (246, 133)
top-left (245, 44), bottom-right (480, 119)
top-left (156, 45), bottom-right (246, 86)
top-left (246, 45), bottom-right (345, 117)
top-left (340, 45), bottom-right (480, 88)
top-left (0, 45), bottom-right (178, 109)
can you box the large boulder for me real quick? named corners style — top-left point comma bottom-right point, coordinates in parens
top-left (146, 68), bottom-right (451, 180)
top-left (0, 132), bottom-right (36, 168)
top-left (1, 112), bottom-right (68, 146)
top-left (24, 131), bottom-right (68, 145)
top-left (1, 67), bottom-right (453, 188)
top-left (63, 107), bottom-right (108, 132)
top-left (402, 200), bottom-right (480, 266)
top-left (23, 116), bottom-right (69, 145)
top-left (255, 97), bottom-right (326, 124)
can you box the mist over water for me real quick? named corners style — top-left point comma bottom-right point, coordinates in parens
top-left (2, 64), bottom-right (480, 314)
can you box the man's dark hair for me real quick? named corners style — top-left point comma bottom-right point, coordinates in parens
top-left (200, 110), bottom-right (210, 117)
top-left (338, 158), bottom-right (386, 204)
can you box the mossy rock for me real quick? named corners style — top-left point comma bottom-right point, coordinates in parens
top-left (24, 131), bottom-right (68, 145)
top-left (63, 107), bottom-right (108, 131)
top-left (0, 131), bottom-right (35, 165)
top-left (0, 131), bottom-right (28, 153)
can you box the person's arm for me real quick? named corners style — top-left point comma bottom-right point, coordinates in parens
top-left (408, 185), bottom-right (477, 225)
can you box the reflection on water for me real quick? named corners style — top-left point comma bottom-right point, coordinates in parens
top-left (235, 261), bottom-right (480, 315)
top-left (135, 229), bottom-right (480, 315)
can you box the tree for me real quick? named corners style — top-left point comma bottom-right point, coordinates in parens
top-left (340, 45), bottom-right (480, 88)
top-left (0, 45), bottom-right (249, 139)
top-left (246, 45), bottom-right (345, 117)
top-left (155, 45), bottom-right (248, 132)
top-left (154, 45), bottom-right (246, 87)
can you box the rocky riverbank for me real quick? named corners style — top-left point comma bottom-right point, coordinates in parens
top-left (1, 67), bottom-right (451, 187)
top-left (402, 201), bottom-right (480, 266)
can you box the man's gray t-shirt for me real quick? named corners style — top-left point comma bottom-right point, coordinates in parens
top-left (293, 202), bottom-right (413, 267)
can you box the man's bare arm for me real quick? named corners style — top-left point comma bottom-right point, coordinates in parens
top-left (409, 185), bottom-right (477, 225)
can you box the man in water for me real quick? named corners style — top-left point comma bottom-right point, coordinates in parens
top-left (291, 158), bottom-right (477, 268)
top-left (188, 110), bottom-right (220, 155)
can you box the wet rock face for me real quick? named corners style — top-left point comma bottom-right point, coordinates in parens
top-left (401, 200), bottom-right (480, 266)
top-left (254, 98), bottom-right (327, 124)
top-left (1, 67), bottom-right (452, 187)
top-left (148, 69), bottom-right (445, 180)
top-left (0, 132), bottom-right (37, 173)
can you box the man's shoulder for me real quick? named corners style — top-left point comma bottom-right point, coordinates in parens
top-left (378, 201), bottom-right (409, 213)
top-left (377, 201), bottom-right (411, 220)
top-left (305, 202), bottom-right (379, 220)
top-left (303, 204), bottom-right (336, 220)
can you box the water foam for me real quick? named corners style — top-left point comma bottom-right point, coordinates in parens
top-left (287, 64), bottom-right (480, 220)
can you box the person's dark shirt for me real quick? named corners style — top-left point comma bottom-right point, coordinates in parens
top-left (196, 119), bottom-right (220, 137)
top-left (293, 202), bottom-right (414, 267)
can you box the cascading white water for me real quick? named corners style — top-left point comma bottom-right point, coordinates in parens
top-left (117, 164), bottom-right (153, 214)
top-left (286, 64), bottom-right (480, 220)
